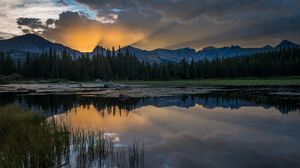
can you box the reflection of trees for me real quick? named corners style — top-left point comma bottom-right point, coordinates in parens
top-left (192, 92), bottom-right (300, 114)
top-left (162, 93), bottom-right (299, 114)
top-left (0, 91), bottom-right (299, 115)
top-left (78, 97), bottom-right (141, 117)
top-left (17, 95), bottom-right (78, 115)
top-left (0, 93), bottom-right (16, 105)
top-left (0, 94), bottom-right (142, 116)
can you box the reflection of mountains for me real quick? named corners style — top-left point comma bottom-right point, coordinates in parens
top-left (140, 94), bottom-right (299, 114)
top-left (0, 92), bottom-right (299, 115)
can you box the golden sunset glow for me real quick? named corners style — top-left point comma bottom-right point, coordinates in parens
top-left (53, 105), bottom-right (149, 131)
top-left (57, 26), bottom-right (145, 52)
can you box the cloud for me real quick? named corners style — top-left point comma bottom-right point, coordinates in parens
top-left (74, 0), bottom-right (163, 32)
top-left (166, 13), bottom-right (300, 49)
top-left (74, 0), bottom-right (299, 24)
top-left (71, 0), bottom-right (300, 49)
top-left (57, 0), bottom-right (68, 6)
top-left (0, 31), bottom-right (15, 40)
top-left (145, 132), bottom-right (300, 168)
top-left (40, 11), bottom-right (145, 52)
top-left (1, 0), bottom-right (300, 50)
top-left (16, 17), bottom-right (47, 34)
top-left (0, 0), bottom-right (69, 35)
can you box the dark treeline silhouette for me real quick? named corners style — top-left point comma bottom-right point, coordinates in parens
top-left (0, 47), bottom-right (300, 80)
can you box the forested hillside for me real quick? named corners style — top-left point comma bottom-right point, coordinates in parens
top-left (0, 47), bottom-right (299, 81)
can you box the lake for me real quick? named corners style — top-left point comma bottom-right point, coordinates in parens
top-left (0, 91), bottom-right (300, 168)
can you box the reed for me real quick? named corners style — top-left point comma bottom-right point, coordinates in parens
top-left (0, 106), bottom-right (70, 168)
top-left (0, 105), bottom-right (144, 168)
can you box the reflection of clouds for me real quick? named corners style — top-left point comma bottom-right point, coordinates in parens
top-left (53, 105), bottom-right (149, 132)
top-left (135, 106), bottom-right (300, 167)
top-left (50, 103), bottom-right (300, 168)
top-left (104, 132), bottom-right (120, 143)
top-left (51, 104), bottom-right (155, 145)
top-left (146, 132), bottom-right (300, 168)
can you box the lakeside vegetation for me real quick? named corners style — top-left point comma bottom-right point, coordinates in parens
top-left (1, 76), bottom-right (299, 86)
top-left (0, 47), bottom-right (299, 81)
top-left (0, 106), bottom-right (144, 168)
top-left (0, 106), bottom-right (70, 168)
top-left (119, 77), bottom-right (300, 86)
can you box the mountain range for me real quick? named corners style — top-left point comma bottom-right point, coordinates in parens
top-left (0, 34), bottom-right (299, 63)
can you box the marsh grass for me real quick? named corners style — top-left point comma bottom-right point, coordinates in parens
top-left (0, 106), bottom-right (144, 168)
top-left (118, 76), bottom-right (300, 86)
top-left (0, 106), bottom-right (70, 168)
top-left (68, 129), bottom-right (144, 168)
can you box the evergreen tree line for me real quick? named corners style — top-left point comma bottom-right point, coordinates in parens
top-left (0, 47), bottom-right (299, 81)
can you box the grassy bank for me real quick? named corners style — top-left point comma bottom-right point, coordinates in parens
top-left (3, 76), bottom-right (300, 87)
top-left (0, 106), bottom-right (144, 168)
top-left (0, 106), bottom-right (70, 168)
top-left (118, 76), bottom-right (300, 87)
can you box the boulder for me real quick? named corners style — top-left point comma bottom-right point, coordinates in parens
top-left (118, 94), bottom-right (130, 101)
top-left (95, 79), bottom-right (103, 83)
top-left (104, 82), bottom-right (116, 88)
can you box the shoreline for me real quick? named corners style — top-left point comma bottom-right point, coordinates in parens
top-left (1, 81), bottom-right (300, 98)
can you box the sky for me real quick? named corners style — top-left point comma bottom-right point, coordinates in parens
top-left (0, 0), bottom-right (300, 52)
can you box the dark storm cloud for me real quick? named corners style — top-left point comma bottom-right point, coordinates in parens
top-left (16, 17), bottom-right (47, 34)
top-left (75, 0), bottom-right (163, 30)
top-left (54, 11), bottom-right (86, 25)
top-left (16, 15), bottom-right (74, 35)
top-left (42, 11), bottom-right (100, 37)
top-left (75, 0), bottom-right (299, 23)
top-left (167, 13), bottom-right (300, 49)
top-left (46, 19), bottom-right (55, 26)
top-left (24, 10), bottom-right (147, 51)
top-left (74, 0), bottom-right (300, 49)
top-left (16, 18), bottom-right (45, 29)
top-left (12, 0), bottom-right (300, 49)
top-left (150, 0), bottom-right (297, 22)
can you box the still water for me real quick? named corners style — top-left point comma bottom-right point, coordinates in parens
top-left (1, 92), bottom-right (300, 168)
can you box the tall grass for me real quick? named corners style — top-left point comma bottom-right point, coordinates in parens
top-left (68, 129), bottom-right (144, 168)
top-left (0, 106), bottom-right (70, 168)
top-left (0, 105), bottom-right (144, 168)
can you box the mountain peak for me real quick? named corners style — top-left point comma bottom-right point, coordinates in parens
top-left (126, 45), bottom-right (139, 50)
top-left (1, 34), bottom-right (299, 64)
top-left (21, 33), bottom-right (42, 38)
top-left (276, 40), bottom-right (299, 49)
top-left (263, 45), bottom-right (273, 49)
top-left (176, 47), bottom-right (195, 52)
top-left (230, 45), bottom-right (241, 49)
top-left (123, 45), bottom-right (143, 52)
top-left (202, 46), bottom-right (216, 51)
top-left (280, 39), bottom-right (292, 43)
top-left (92, 45), bottom-right (105, 53)
top-left (11, 34), bottom-right (48, 42)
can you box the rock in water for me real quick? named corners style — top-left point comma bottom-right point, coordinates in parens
top-left (119, 94), bottom-right (130, 102)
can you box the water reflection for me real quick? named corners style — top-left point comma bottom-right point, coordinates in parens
top-left (54, 105), bottom-right (149, 133)
top-left (0, 92), bottom-right (299, 115)
top-left (54, 104), bottom-right (300, 168)
top-left (1, 92), bottom-right (300, 167)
